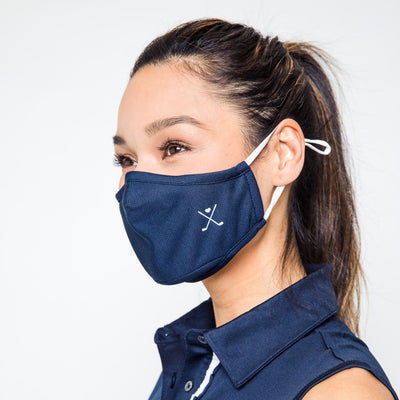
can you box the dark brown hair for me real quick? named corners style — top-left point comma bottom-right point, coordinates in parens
top-left (129, 18), bottom-right (364, 336)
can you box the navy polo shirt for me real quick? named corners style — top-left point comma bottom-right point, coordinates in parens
top-left (148, 263), bottom-right (398, 399)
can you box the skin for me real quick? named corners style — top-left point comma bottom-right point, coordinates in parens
top-left (114, 62), bottom-right (394, 400)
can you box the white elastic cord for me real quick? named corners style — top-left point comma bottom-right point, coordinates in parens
top-left (244, 126), bottom-right (278, 165)
top-left (304, 138), bottom-right (331, 155)
top-left (263, 185), bottom-right (285, 220)
top-left (244, 128), bottom-right (331, 221)
top-left (245, 129), bottom-right (331, 165)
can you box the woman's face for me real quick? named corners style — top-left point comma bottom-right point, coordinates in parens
top-left (113, 62), bottom-right (253, 190)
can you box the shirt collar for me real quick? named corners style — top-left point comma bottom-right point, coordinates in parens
top-left (155, 263), bottom-right (338, 389)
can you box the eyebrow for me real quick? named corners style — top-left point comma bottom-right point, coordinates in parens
top-left (112, 115), bottom-right (208, 145)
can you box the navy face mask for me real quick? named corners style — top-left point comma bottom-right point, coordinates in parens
top-left (115, 124), bottom-right (331, 285)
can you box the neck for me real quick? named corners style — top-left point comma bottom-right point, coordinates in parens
top-left (202, 202), bottom-right (306, 328)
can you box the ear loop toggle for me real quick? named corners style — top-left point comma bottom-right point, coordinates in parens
top-left (244, 126), bottom-right (332, 221)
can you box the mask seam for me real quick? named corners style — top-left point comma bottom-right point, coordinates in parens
top-left (123, 168), bottom-right (249, 186)
top-left (244, 171), bottom-right (261, 219)
top-left (117, 181), bottom-right (129, 204)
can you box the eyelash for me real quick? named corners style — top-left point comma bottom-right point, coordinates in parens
top-left (113, 154), bottom-right (136, 168)
top-left (113, 139), bottom-right (190, 168)
top-left (158, 139), bottom-right (190, 158)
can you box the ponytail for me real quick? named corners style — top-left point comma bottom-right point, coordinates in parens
top-left (282, 42), bottom-right (364, 336)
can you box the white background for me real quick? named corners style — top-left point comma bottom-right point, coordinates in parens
top-left (0, 0), bottom-right (399, 398)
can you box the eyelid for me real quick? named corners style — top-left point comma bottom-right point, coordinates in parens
top-left (158, 138), bottom-right (191, 158)
top-left (113, 138), bottom-right (192, 168)
top-left (113, 154), bottom-right (137, 168)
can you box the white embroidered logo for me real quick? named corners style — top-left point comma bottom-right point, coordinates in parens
top-left (197, 204), bottom-right (224, 231)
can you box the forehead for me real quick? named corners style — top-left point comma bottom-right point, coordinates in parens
top-left (116, 62), bottom-right (245, 141)
top-left (118, 63), bottom-right (204, 126)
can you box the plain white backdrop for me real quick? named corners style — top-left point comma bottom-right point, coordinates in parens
top-left (0, 0), bottom-right (399, 398)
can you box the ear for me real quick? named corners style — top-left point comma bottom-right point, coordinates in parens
top-left (271, 118), bottom-right (305, 186)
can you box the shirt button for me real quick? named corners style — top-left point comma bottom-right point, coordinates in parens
top-left (197, 334), bottom-right (207, 344)
top-left (184, 380), bottom-right (193, 392)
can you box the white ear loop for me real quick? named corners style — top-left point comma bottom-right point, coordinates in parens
top-left (263, 185), bottom-right (285, 220)
top-left (304, 138), bottom-right (331, 155)
top-left (244, 125), bottom-right (332, 221)
top-left (244, 126), bottom-right (278, 165)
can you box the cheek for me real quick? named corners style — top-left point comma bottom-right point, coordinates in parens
top-left (118, 174), bottom-right (125, 190)
top-left (118, 166), bottom-right (137, 189)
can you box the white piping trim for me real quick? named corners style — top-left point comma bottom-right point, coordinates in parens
top-left (190, 352), bottom-right (220, 400)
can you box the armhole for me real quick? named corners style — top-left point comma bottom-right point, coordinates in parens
top-left (148, 371), bottom-right (163, 400)
top-left (296, 362), bottom-right (399, 400)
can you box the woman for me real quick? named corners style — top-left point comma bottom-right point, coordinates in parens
top-left (112, 18), bottom-right (398, 399)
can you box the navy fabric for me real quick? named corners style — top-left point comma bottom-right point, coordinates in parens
top-left (115, 161), bottom-right (265, 285)
top-left (148, 263), bottom-right (398, 399)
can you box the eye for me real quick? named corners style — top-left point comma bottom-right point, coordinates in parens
top-left (166, 144), bottom-right (185, 156)
top-left (113, 154), bottom-right (137, 168)
top-left (159, 139), bottom-right (190, 159)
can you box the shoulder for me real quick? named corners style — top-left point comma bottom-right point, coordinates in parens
top-left (294, 316), bottom-right (397, 399)
top-left (316, 316), bottom-right (384, 370)
top-left (302, 367), bottom-right (395, 400)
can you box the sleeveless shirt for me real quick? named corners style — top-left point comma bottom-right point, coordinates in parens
top-left (148, 263), bottom-right (398, 399)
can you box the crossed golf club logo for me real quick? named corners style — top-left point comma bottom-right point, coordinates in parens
top-left (197, 204), bottom-right (224, 232)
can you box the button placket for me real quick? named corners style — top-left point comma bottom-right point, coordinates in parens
top-left (173, 330), bottom-right (211, 398)
top-left (170, 372), bottom-right (177, 388)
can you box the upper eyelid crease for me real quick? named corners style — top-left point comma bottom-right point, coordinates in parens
top-left (158, 139), bottom-right (189, 150)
